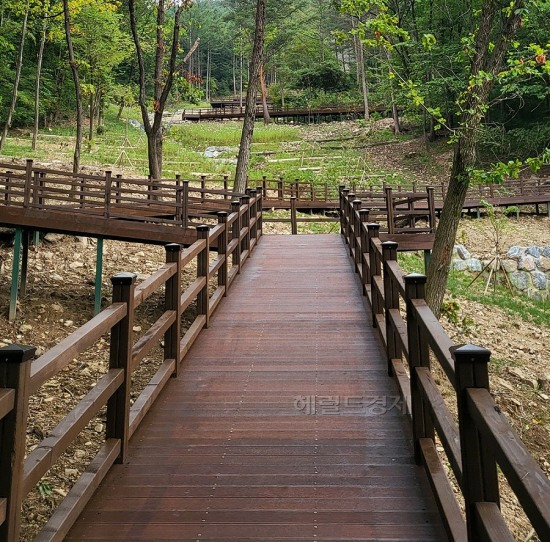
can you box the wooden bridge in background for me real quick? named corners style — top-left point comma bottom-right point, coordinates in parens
top-left (0, 163), bottom-right (549, 541)
top-left (182, 104), bottom-right (395, 122)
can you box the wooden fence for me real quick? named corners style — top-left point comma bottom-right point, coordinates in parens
top-left (340, 190), bottom-right (550, 541)
top-left (0, 194), bottom-right (262, 542)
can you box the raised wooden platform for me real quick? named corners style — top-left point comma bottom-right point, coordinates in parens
top-left (67, 235), bottom-right (445, 541)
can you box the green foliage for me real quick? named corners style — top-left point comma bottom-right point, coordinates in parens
top-left (294, 61), bottom-right (353, 92)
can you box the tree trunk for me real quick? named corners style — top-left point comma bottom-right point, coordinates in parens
top-left (89, 92), bottom-right (94, 144)
top-left (32, 19), bottom-right (47, 151)
top-left (128, 0), bottom-right (185, 179)
top-left (259, 63), bottom-right (270, 125)
top-left (147, 128), bottom-right (163, 180)
top-left (357, 39), bottom-right (370, 121)
top-left (0, 9), bottom-right (29, 152)
top-left (426, 1), bottom-right (524, 316)
top-left (234, 0), bottom-right (266, 193)
top-left (63, 0), bottom-right (83, 173)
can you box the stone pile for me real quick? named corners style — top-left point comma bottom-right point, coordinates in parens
top-left (452, 244), bottom-right (550, 301)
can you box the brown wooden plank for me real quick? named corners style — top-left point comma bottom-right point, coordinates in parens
top-left (67, 235), bottom-right (444, 541)
top-left (29, 304), bottom-right (127, 394)
top-left (35, 439), bottom-right (121, 542)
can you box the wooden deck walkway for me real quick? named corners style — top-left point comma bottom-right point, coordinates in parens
top-left (67, 235), bottom-right (445, 541)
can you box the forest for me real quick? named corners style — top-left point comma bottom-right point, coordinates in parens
top-left (0, 0), bottom-right (548, 161)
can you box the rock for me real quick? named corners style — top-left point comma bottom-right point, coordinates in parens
top-left (63, 320), bottom-right (74, 327)
top-left (506, 246), bottom-right (525, 260)
top-left (51, 274), bottom-right (63, 281)
top-left (136, 251), bottom-right (145, 257)
top-left (532, 271), bottom-right (548, 290)
top-left (51, 303), bottom-right (64, 312)
top-left (43, 251), bottom-right (54, 260)
top-left (64, 468), bottom-right (78, 477)
top-left (526, 246), bottom-right (541, 258)
top-left (76, 236), bottom-right (88, 248)
top-left (538, 373), bottom-right (550, 390)
top-left (542, 246), bottom-right (550, 258)
top-left (452, 259), bottom-right (468, 272)
top-left (44, 233), bottom-right (65, 243)
top-left (19, 324), bottom-right (33, 333)
top-left (501, 259), bottom-right (518, 273)
top-left (466, 258), bottom-right (483, 272)
top-left (454, 244), bottom-right (471, 260)
top-left (518, 255), bottom-right (536, 271)
top-left (537, 257), bottom-right (550, 272)
top-left (133, 326), bottom-right (142, 332)
top-left (509, 367), bottom-right (538, 389)
top-left (74, 449), bottom-right (86, 459)
top-left (68, 261), bottom-right (84, 269)
top-left (509, 271), bottom-right (531, 291)
top-left (528, 289), bottom-right (548, 302)
top-left (94, 423), bottom-right (104, 433)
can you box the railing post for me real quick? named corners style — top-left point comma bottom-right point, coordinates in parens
top-left (165, 244), bottom-right (182, 376)
top-left (223, 175), bottom-right (229, 200)
top-left (385, 186), bottom-right (394, 234)
top-left (23, 159), bottom-right (33, 208)
top-left (106, 273), bottom-right (135, 464)
top-left (382, 242), bottom-right (401, 376)
top-left (359, 209), bottom-right (370, 295)
top-left (278, 177), bottom-right (284, 200)
top-left (242, 195), bottom-right (251, 253)
top-left (340, 188), bottom-right (350, 240)
top-left (346, 193), bottom-right (355, 245)
top-left (256, 186), bottom-right (263, 238)
top-left (196, 225), bottom-right (210, 327)
top-left (452, 344), bottom-right (499, 541)
top-left (290, 196), bottom-right (297, 235)
top-left (104, 170), bottom-right (112, 218)
top-left (338, 185), bottom-right (346, 235)
top-left (249, 189), bottom-right (257, 245)
top-left (217, 212), bottom-right (228, 295)
top-left (404, 273), bottom-right (434, 463)
top-left (351, 200), bottom-right (361, 261)
top-left (367, 223), bottom-right (380, 326)
top-left (231, 200), bottom-right (241, 274)
top-left (0, 344), bottom-right (35, 542)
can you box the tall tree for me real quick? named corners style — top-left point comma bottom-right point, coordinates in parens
top-left (63, 0), bottom-right (83, 172)
top-left (234, 0), bottom-right (266, 193)
top-left (0, 4), bottom-right (29, 152)
top-left (426, 1), bottom-right (526, 315)
top-left (128, 0), bottom-right (194, 179)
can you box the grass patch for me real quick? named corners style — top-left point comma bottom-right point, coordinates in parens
top-left (398, 251), bottom-right (550, 328)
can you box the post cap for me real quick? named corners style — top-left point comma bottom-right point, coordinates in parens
top-left (165, 243), bottom-right (182, 252)
top-left (382, 241), bottom-right (399, 250)
top-left (353, 200), bottom-right (362, 206)
top-left (241, 195), bottom-right (250, 201)
top-left (196, 224), bottom-right (210, 232)
top-left (256, 186), bottom-right (263, 191)
top-left (359, 209), bottom-right (370, 215)
top-left (111, 272), bottom-right (137, 286)
top-left (231, 200), bottom-right (241, 206)
top-left (450, 344), bottom-right (491, 363)
top-left (0, 344), bottom-right (36, 364)
top-left (217, 211), bottom-right (228, 220)
top-left (367, 223), bottom-right (381, 230)
top-left (404, 273), bottom-right (427, 285)
top-left (290, 196), bottom-right (297, 200)
top-left (347, 193), bottom-right (356, 199)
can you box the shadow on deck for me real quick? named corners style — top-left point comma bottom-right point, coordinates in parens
top-left (67, 235), bottom-right (445, 541)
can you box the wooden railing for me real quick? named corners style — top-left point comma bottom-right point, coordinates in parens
top-left (340, 190), bottom-right (550, 542)
top-left (0, 160), bottom-right (247, 229)
top-left (0, 194), bottom-right (262, 542)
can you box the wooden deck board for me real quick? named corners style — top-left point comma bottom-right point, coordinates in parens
top-left (67, 235), bottom-right (446, 541)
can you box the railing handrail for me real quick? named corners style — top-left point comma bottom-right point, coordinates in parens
top-left (0, 195), bottom-right (263, 541)
top-left (339, 188), bottom-right (550, 542)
